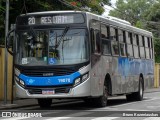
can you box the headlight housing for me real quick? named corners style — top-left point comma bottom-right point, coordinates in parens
top-left (73, 72), bottom-right (89, 87)
top-left (15, 76), bottom-right (25, 88)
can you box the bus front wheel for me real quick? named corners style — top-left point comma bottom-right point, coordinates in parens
top-left (37, 98), bottom-right (52, 108)
top-left (95, 83), bottom-right (108, 107)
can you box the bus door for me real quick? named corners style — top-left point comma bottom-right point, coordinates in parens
top-left (90, 20), bottom-right (103, 96)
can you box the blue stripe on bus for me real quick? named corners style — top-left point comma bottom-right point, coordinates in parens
top-left (19, 72), bottom-right (81, 86)
top-left (118, 58), bottom-right (154, 76)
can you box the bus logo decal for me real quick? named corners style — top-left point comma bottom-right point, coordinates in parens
top-left (43, 73), bottom-right (54, 76)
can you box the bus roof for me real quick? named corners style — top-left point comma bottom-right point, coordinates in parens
top-left (85, 12), bottom-right (152, 37)
top-left (20, 11), bottom-right (84, 16)
top-left (20, 11), bottom-right (152, 37)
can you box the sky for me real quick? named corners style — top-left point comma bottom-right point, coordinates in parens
top-left (102, 0), bottom-right (117, 16)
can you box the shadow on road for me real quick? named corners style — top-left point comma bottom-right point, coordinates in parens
top-left (32, 97), bottom-right (150, 110)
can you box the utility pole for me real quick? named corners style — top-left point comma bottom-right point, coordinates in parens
top-left (4, 0), bottom-right (9, 105)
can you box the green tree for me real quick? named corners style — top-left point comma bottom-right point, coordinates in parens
top-left (0, 0), bottom-right (5, 45)
top-left (109, 0), bottom-right (160, 62)
top-left (109, 0), bottom-right (156, 26)
top-left (144, 1), bottom-right (160, 62)
top-left (0, 0), bottom-right (111, 45)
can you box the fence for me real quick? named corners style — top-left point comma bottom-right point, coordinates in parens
top-left (0, 47), bottom-right (13, 101)
top-left (154, 63), bottom-right (160, 88)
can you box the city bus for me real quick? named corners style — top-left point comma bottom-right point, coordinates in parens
top-left (7, 11), bottom-right (154, 108)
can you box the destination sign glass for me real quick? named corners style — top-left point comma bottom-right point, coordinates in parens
top-left (17, 13), bottom-right (85, 25)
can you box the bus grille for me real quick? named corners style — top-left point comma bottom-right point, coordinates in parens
top-left (20, 67), bottom-right (76, 77)
top-left (28, 88), bottom-right (71, 94)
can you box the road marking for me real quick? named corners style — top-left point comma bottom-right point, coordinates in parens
top-left (92, 117), bottom-right (119, 120)
top-left (1, 117), bottom-right (29, 120)
top-left (109, 98), bottom-right (159, 108)
top-left (125, 109), bottom-right (150, 111)
top-left (89, 107), bottom-right (118, 111)
top-left (45, 117), bottom-right (71, 120)
top-left (144, 117), bottom-right (160, 120)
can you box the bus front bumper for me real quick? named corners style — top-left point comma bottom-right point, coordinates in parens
top-left (15, 78), bottom-right (91, 98)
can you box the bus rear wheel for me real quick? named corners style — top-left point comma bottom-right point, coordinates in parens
top-left (37, 98), bottom-right (52, 108)
top-left (134, 78), bottom-right (144, 101)
top-left (126, 77), bottom-right (143, 101)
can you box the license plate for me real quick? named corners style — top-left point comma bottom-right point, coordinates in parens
top-left (42, 90), bottom-right (55, 95)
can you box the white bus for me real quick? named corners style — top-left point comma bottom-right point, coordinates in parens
top-left (7, 11), bottom-right (154, 108)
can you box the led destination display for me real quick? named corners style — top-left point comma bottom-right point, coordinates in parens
top-left (17, 13), bottom-right (85, 25)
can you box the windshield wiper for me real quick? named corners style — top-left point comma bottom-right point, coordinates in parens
top-left (55, 26), bottom-right (69, 48)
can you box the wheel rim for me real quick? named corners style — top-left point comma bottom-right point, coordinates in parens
top-left (140, 82), bottom-right (143, 97)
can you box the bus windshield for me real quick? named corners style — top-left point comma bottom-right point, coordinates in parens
top-left (16, 28), bottom-right (89, 66)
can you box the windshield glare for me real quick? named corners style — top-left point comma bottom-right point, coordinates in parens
top-left (16, 28), bottom-right (88, 66)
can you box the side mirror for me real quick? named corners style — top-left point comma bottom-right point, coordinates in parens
top-left (6, 29), bottom-right (15, 56)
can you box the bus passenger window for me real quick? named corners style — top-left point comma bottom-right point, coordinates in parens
top-left (101, 24), bottom-right (109, 39)
top-left (139, 35), bottom-right (143, 46)
top-left (111, 41), bottom-right (119, 55)
top-left (119, 43), bottom-right (126, 56)
top-left (140, 46), bottom-right (145, 58)
top-left (139, 35), bottom-right (145, 58)
top-left (150, 38), bottom-right (153, 59)
top-left (110, 27), bottom-right (116, 41)
top-left (119, 30), bottom-right (126, 56)
top-left (127, 44), bottom-right (133, 57)
top-left (145, 48), bottom-right (150, 59)
top-left (91, 29), bottom-right (101, 54)
top-left (144, 37), bottom-right (148, 47)
top-left (95, 32), bottom-right (101, 53)
top-left (133, 34), bottom-right (140, 58)
top-left (126, 32), bottom-right (132, 44)
top-left (145, 37), bottom-right (150, 59)
top-left (102, 40), bottom-right (111, 55)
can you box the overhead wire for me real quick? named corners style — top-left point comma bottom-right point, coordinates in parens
top-left (20, 0), bottom-right (27, 14)
top-left (58, 0), bottom-right (83, 11)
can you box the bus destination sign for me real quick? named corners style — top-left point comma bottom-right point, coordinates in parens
top-left (17, 14), bottom-right (84, 25)
top-left (28, 16), bottom-right (74, 25)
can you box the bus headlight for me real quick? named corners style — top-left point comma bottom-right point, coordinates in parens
top-left (20, 79), bottom-right (25, 86)
top-left (15, 76), bottom-right (25, 88)
top-left (74, 72), bottom-right (89, 87)
top-left (15, 68), bottom-right (20, 76)
top-left (82, 73), bottom-right (89, 82)
top-left (74, 78), bottom-right (81, 86)
top-left (15, 76), bottom-right (20, 82)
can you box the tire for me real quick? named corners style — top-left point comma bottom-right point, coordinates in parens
top-left (134, 79), bottom-right (144, 101)
top-left (126, 93), bottom-right (134, 101)
top-left (126, 77), bottom-right (144, 101)
top-left (83, 98), bottom-right (94, 106)
top-left (94, 83), bottom-right (108, 107)
top-left (37, 98), bottom-right (52, 108)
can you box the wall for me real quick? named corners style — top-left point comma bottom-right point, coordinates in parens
top-left (154, 63), bottom-right (160, 88)
top-left (0, 47), bottom-right (13, 101)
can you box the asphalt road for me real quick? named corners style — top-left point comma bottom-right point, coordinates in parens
top-left (1, 91), bottom-right (160, 120)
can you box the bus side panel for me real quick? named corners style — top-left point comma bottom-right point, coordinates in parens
top-left (90, 56), bottom-right (104, 96)
top-left (101, 56), bottom-right (113, 92)
top-left (143, 59), bottom-right (154, 90)
top-left (111, 57), bottom-right (123, 94)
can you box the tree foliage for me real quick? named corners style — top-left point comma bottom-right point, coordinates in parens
top-left (109, 0), bottom-right (160, 62)
top-left (0, 0), bottom-right (111, 45)
top-left (109, 0), bottom-right (156, 25)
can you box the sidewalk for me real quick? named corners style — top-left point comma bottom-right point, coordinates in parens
top-left (0, 99), bottom-right (38, 110)
top-left (0, 87), bottom-right (160, 110)
top-left (145, 87), bottom-right (160, 93)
